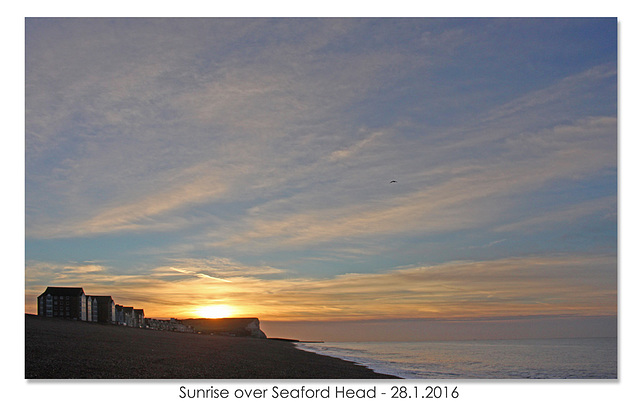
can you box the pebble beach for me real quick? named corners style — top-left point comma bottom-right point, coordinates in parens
top-left (24, 314), bottom-right (397, 379)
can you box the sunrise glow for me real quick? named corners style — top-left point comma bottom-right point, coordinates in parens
top-left (24, 18), bottom-right (618, 342)
top-left (195, 304), bottom-right (235, 319)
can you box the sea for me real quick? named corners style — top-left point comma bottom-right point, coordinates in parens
top-left (295, 337), bottom-right (617, 379)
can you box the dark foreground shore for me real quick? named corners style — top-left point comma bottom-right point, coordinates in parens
top-left (25, 314), bottom-right (398, 379)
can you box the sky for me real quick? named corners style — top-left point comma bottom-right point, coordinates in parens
top-left (24, 18), bottom-right (618, 341)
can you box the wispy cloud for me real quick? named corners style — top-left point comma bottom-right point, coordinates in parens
top-left (328, 131), bottom-right (384, 162)
top-left (25, 19), bottom-right (617, 330)
top-left (495, 196), bottom-right (616, 233)
top-left (482, 64), bottom-right (616, 125)
top-left (25, 254), bottom-right (616, 321)
top-left (213, 113), bottom-right (615, 251)
top-left (169, 267), bottom-right (232, 282)
top-left (26, 21), bottom-right (615, 244)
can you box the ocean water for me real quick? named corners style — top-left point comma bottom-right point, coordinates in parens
top-left (296, 337), bottom-right (617, 379)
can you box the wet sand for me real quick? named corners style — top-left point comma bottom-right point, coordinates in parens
top-left (25, 314), bottom-right (398, 379)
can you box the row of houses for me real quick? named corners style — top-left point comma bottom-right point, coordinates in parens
top-left (37, 286), bottom-right (143, 326)
top-left (36, 286), bottom-right (191, 331)
top-left (38, 287), bottom-right (159, 328)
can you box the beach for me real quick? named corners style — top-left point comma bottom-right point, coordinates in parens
top-left (24, 314), bottom-right (397, 379)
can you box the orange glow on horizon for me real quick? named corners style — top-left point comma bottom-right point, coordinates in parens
top-left (194, 304), bottom-right (235, 319)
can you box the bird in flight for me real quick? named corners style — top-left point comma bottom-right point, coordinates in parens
top-left (390, 180), bottom-right (397, 183)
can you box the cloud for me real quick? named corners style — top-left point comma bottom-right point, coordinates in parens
top-left (169, 267), bottom-right (232, 283)
top-left (26, 253), bottom-right (616, 321)
top-left (161, 257), bottom-right (287, 279)
top-left (495, 196), bottom-right (616, 233)
top-left (211, 113), bottom-right (615, 252)
top-left (74, 169), bottom-right (228, 234)
top-left (419, 27), bottom-right (472, 56)
top-left (26, 21), bottom-right (616, 248)
top-left (26, 20), bottom-right (438, 234)
top-left (24, 19), bottom-right (617, 329)
top-left (328, 131), bottom-right (384, 162)
top-left (27, 162), bottom-right (230, 238)
top-left (482, 64), bottom-right (616, 125)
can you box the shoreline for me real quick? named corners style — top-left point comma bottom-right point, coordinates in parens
top-left (25, 314), bottom-right (399, 379)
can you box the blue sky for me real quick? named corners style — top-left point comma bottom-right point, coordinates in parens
top-left (25, 18), bottom-right (617, 340)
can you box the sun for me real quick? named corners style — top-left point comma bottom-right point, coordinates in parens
top-left (196, 304), bottom-right (234, 319)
